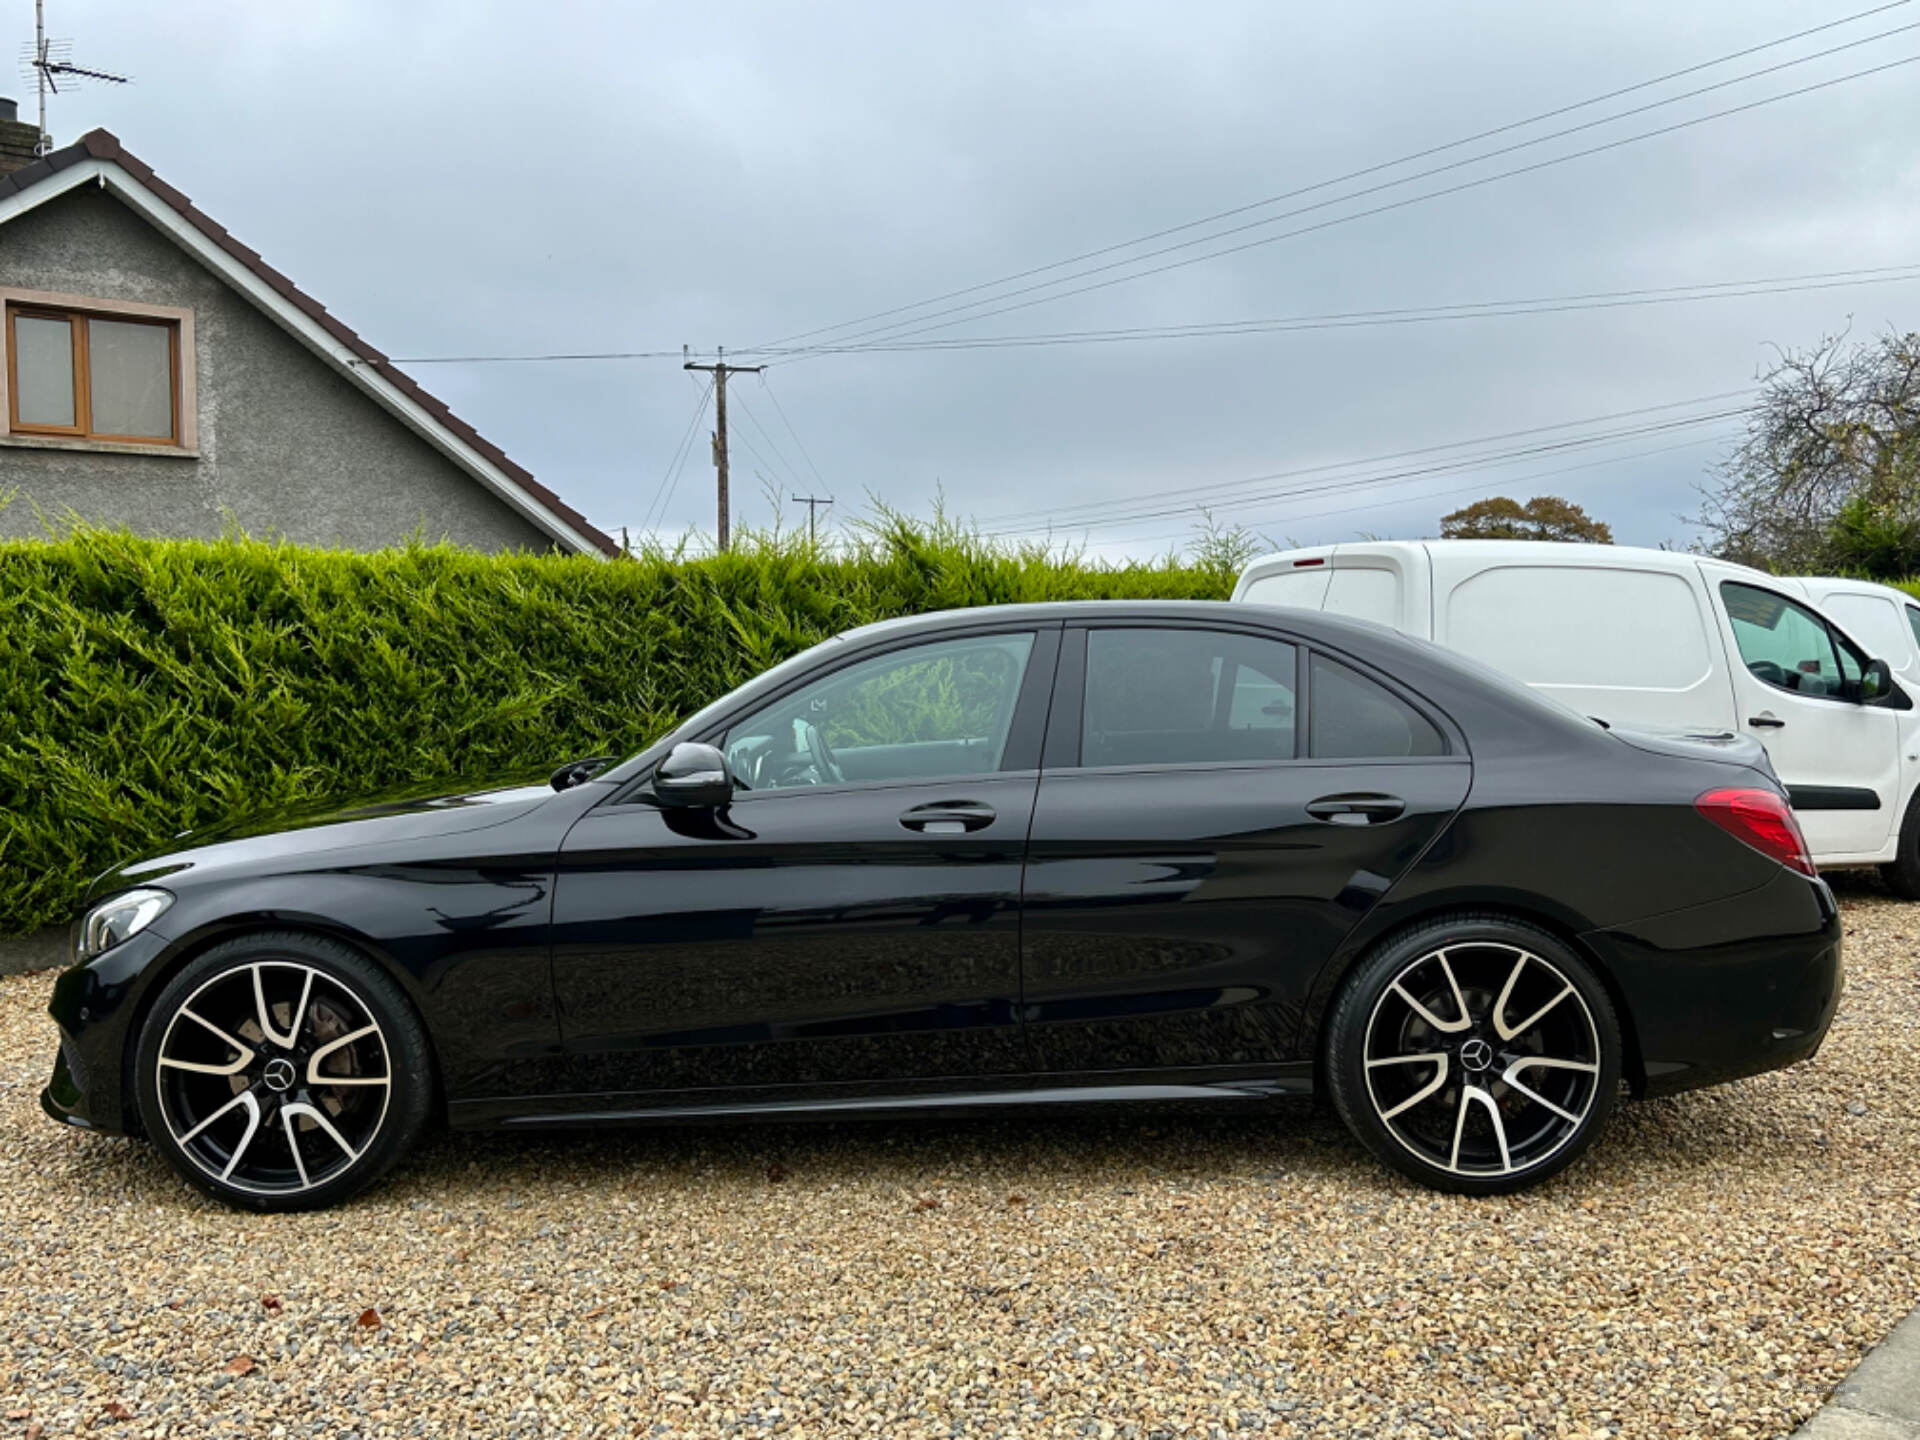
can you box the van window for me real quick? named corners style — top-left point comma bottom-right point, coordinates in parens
top-left (1822, 593), bottom-right (1910, 667)
top-left (1721, 583), bottom-right (1866, 700)
top-left (1447, 566), bottom-right (1710, 689)
top-left (1082, 628), bottom-right (1297, 767)
top-left (1909, 605), bottom-right (1920, 655)
top-left (1241, 568), bottom-right (1332, 610)
top-left (1309, 654), bottom-right (1445, 759)
top-left (1323, 568), bottom-right (1400, 626)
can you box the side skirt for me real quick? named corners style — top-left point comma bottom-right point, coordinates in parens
top-left (448, 1067), bottom-right (1314, 1130)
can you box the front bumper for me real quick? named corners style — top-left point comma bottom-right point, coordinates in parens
top-left (39, 927), bottom-right (175, 1136)
top-left (1582, 866), bottom-right (1842, 1098)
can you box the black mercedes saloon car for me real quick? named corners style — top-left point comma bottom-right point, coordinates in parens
top-left (43, 601), bottom-right (1841, 1210)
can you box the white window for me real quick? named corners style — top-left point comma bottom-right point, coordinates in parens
top-left (1446, 566), bottom-right (1711, 690)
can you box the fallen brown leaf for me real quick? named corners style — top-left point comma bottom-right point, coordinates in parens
top-left (260, 1295), bottom-right (283, 1315)
top-left (101, 1401), bottom-right (132, 1421)
top-left (357, 1308), bottom-right (382, 1330)
top-left (226, 1355), bottom-right (256, 1376)
top-left (915, 1196), bottom-right (940, 1211)
top-left (583, 1305), bottom-right (608, 1320)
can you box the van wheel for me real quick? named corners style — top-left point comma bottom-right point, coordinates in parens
top-left (1878, 792), bottom-right (1920, 900)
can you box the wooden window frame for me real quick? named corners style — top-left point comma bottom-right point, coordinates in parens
top-left (0, 289), bottom-right (196, 451)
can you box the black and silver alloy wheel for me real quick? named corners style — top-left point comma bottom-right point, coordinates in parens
top-left (1327, 915), bottom-right (1622, 1194)
top-left (134, 933), bottom-right (432, 1211)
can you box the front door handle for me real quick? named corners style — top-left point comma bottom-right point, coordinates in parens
top-left (1748, 714), bottom-right (1786, 729)
top-left (900, 800), bottom-right (997, 835)
top-left (1305, 793), bottom-right (1406, 826)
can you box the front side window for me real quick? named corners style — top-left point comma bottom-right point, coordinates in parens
top-left (6, 305), bottom-right (179, 443)
top-left (1082, 627), bottom-right (1297, 767)
top-left (1906, 604), bottom-right (1920, 656)
top-left (724, 632), bottom-right (1034, 790)
top-left (1721, 583), bottom-right (1862, 700)
top-left (1309, 654), bottom-right (1446, 758)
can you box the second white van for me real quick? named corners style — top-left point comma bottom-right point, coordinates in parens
top-left (1232, 540), bottom-right (1920, 892)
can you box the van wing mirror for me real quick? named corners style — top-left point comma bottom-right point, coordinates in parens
top-left (1859, 658), bottom-right (1895, 704)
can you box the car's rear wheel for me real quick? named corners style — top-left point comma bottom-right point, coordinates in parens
top-left (1325, 915), bottom-right (1622, 1194)
top-left (133, 932), bottom-right (432, 1211)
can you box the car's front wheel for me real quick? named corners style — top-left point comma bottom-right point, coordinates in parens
top-left (133, 932), bottom-right (432, 1211)
top-left (1325, 915), bottom-right (1622, 1194)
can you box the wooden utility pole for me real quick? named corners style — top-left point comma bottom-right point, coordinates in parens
top-left (792, 493), bottom-right (834, 547)
top-left (683, 347), bottom-right (765, 552)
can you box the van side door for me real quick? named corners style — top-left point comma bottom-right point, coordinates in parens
top-left (1710, 574), bottom-right (1903, 860)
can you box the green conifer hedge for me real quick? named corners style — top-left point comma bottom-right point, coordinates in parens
top-left (0, 521), bottom-right (1227, 936)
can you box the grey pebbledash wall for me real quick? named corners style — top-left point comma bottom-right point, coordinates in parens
top-left (0, 184), bottom-right (555, 553)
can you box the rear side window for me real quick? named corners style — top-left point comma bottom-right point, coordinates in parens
top-left (1909, 605), bottom-right (1920, 655)
top-left (1082, 628), bottom-right (1297, 767)
top-left (1447, 566), bottom-right (1710, 689)
top-left (1310, 655), bottom-right (1446, 759)
top-left (1721, 583), bottom-right (1864, 700)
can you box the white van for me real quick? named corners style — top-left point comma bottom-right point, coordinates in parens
top-left (1232, 540), bottom-right (1920, 891)
top-left (1793, 576), bottom-right (1920, 686)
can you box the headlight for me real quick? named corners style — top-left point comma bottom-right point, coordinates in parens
top-left (78, 888), bottom-right (174, 959)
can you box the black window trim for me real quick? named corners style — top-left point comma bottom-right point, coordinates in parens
top-left (1043, 617), bottom-right (1463, 776)
top-left (609, 620), bottom-right (1065, 807)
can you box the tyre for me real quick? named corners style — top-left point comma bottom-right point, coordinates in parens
top-left (1878, 793), bottom-right (1920, 900)
top-left (133, 932), bottom-right (433, 1212)
top-left (1324, 914), bottom-right (1622, 1195)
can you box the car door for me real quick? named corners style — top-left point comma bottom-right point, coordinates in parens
top-left (1712, 575), bottom-right (1902, 858)
top-left (1021, 621), bottom-right (1472, 1078)
top-left (549, 624), bottom-right (1058, 1103)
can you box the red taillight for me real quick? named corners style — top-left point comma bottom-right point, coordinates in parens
top-left (1694, 787), bottom-right (1816, 876)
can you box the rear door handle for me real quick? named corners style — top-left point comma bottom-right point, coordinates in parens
top-left (900, 800), bottom-right (997, 834)
top-left (1748, 715), bottom-right (1786, 729)
top-left (1305, 793), bottom-right (1406, 826)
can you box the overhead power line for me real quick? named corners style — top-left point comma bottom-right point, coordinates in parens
top-left (1077, 431), bottom-right (1739, 552)
top-left (750, 264), bottom-right (1920, 356)
top-left (642, 375), bottom-right (714, 533)
top-left (973, 389), bottom-right (1753, 530)
top-left (369, 262), bottom-right (1920, 367)
top-left (977, 407), bottom-right (1750, 540)
top-left (759, 374), bottom-right (831, 491)
top-left (754, 2), bottom-right (1915, 352)
top-left (765, 40), bottom-right (1920, 356)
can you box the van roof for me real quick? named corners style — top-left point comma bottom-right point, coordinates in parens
top-left (1235, 538), bottom-right (1779, 583)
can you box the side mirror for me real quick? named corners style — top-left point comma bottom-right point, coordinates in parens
top-left (1859, 658), bottom-right (1895, 704)
top-left (654, 742), bottom-right (734, 809)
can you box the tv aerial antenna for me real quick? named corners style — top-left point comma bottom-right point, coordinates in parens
top-left (18, 0), bottom-right (129, 155)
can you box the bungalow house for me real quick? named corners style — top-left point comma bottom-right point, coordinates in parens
top-left (0, 102), bottom-right (616, 556)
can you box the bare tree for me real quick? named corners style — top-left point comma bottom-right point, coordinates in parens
top-left (1699, 330), bottom-right (1920, 571)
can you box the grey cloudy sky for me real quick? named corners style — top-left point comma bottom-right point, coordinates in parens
top-left (20, 0), bottom-right (1920, 557)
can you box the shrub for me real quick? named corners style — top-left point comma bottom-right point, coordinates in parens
top-left (0, 519), bottom-right (1224, 936)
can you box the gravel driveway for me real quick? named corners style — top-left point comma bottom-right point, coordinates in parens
top-left (0, 882), bottom-right (1914, 1440)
